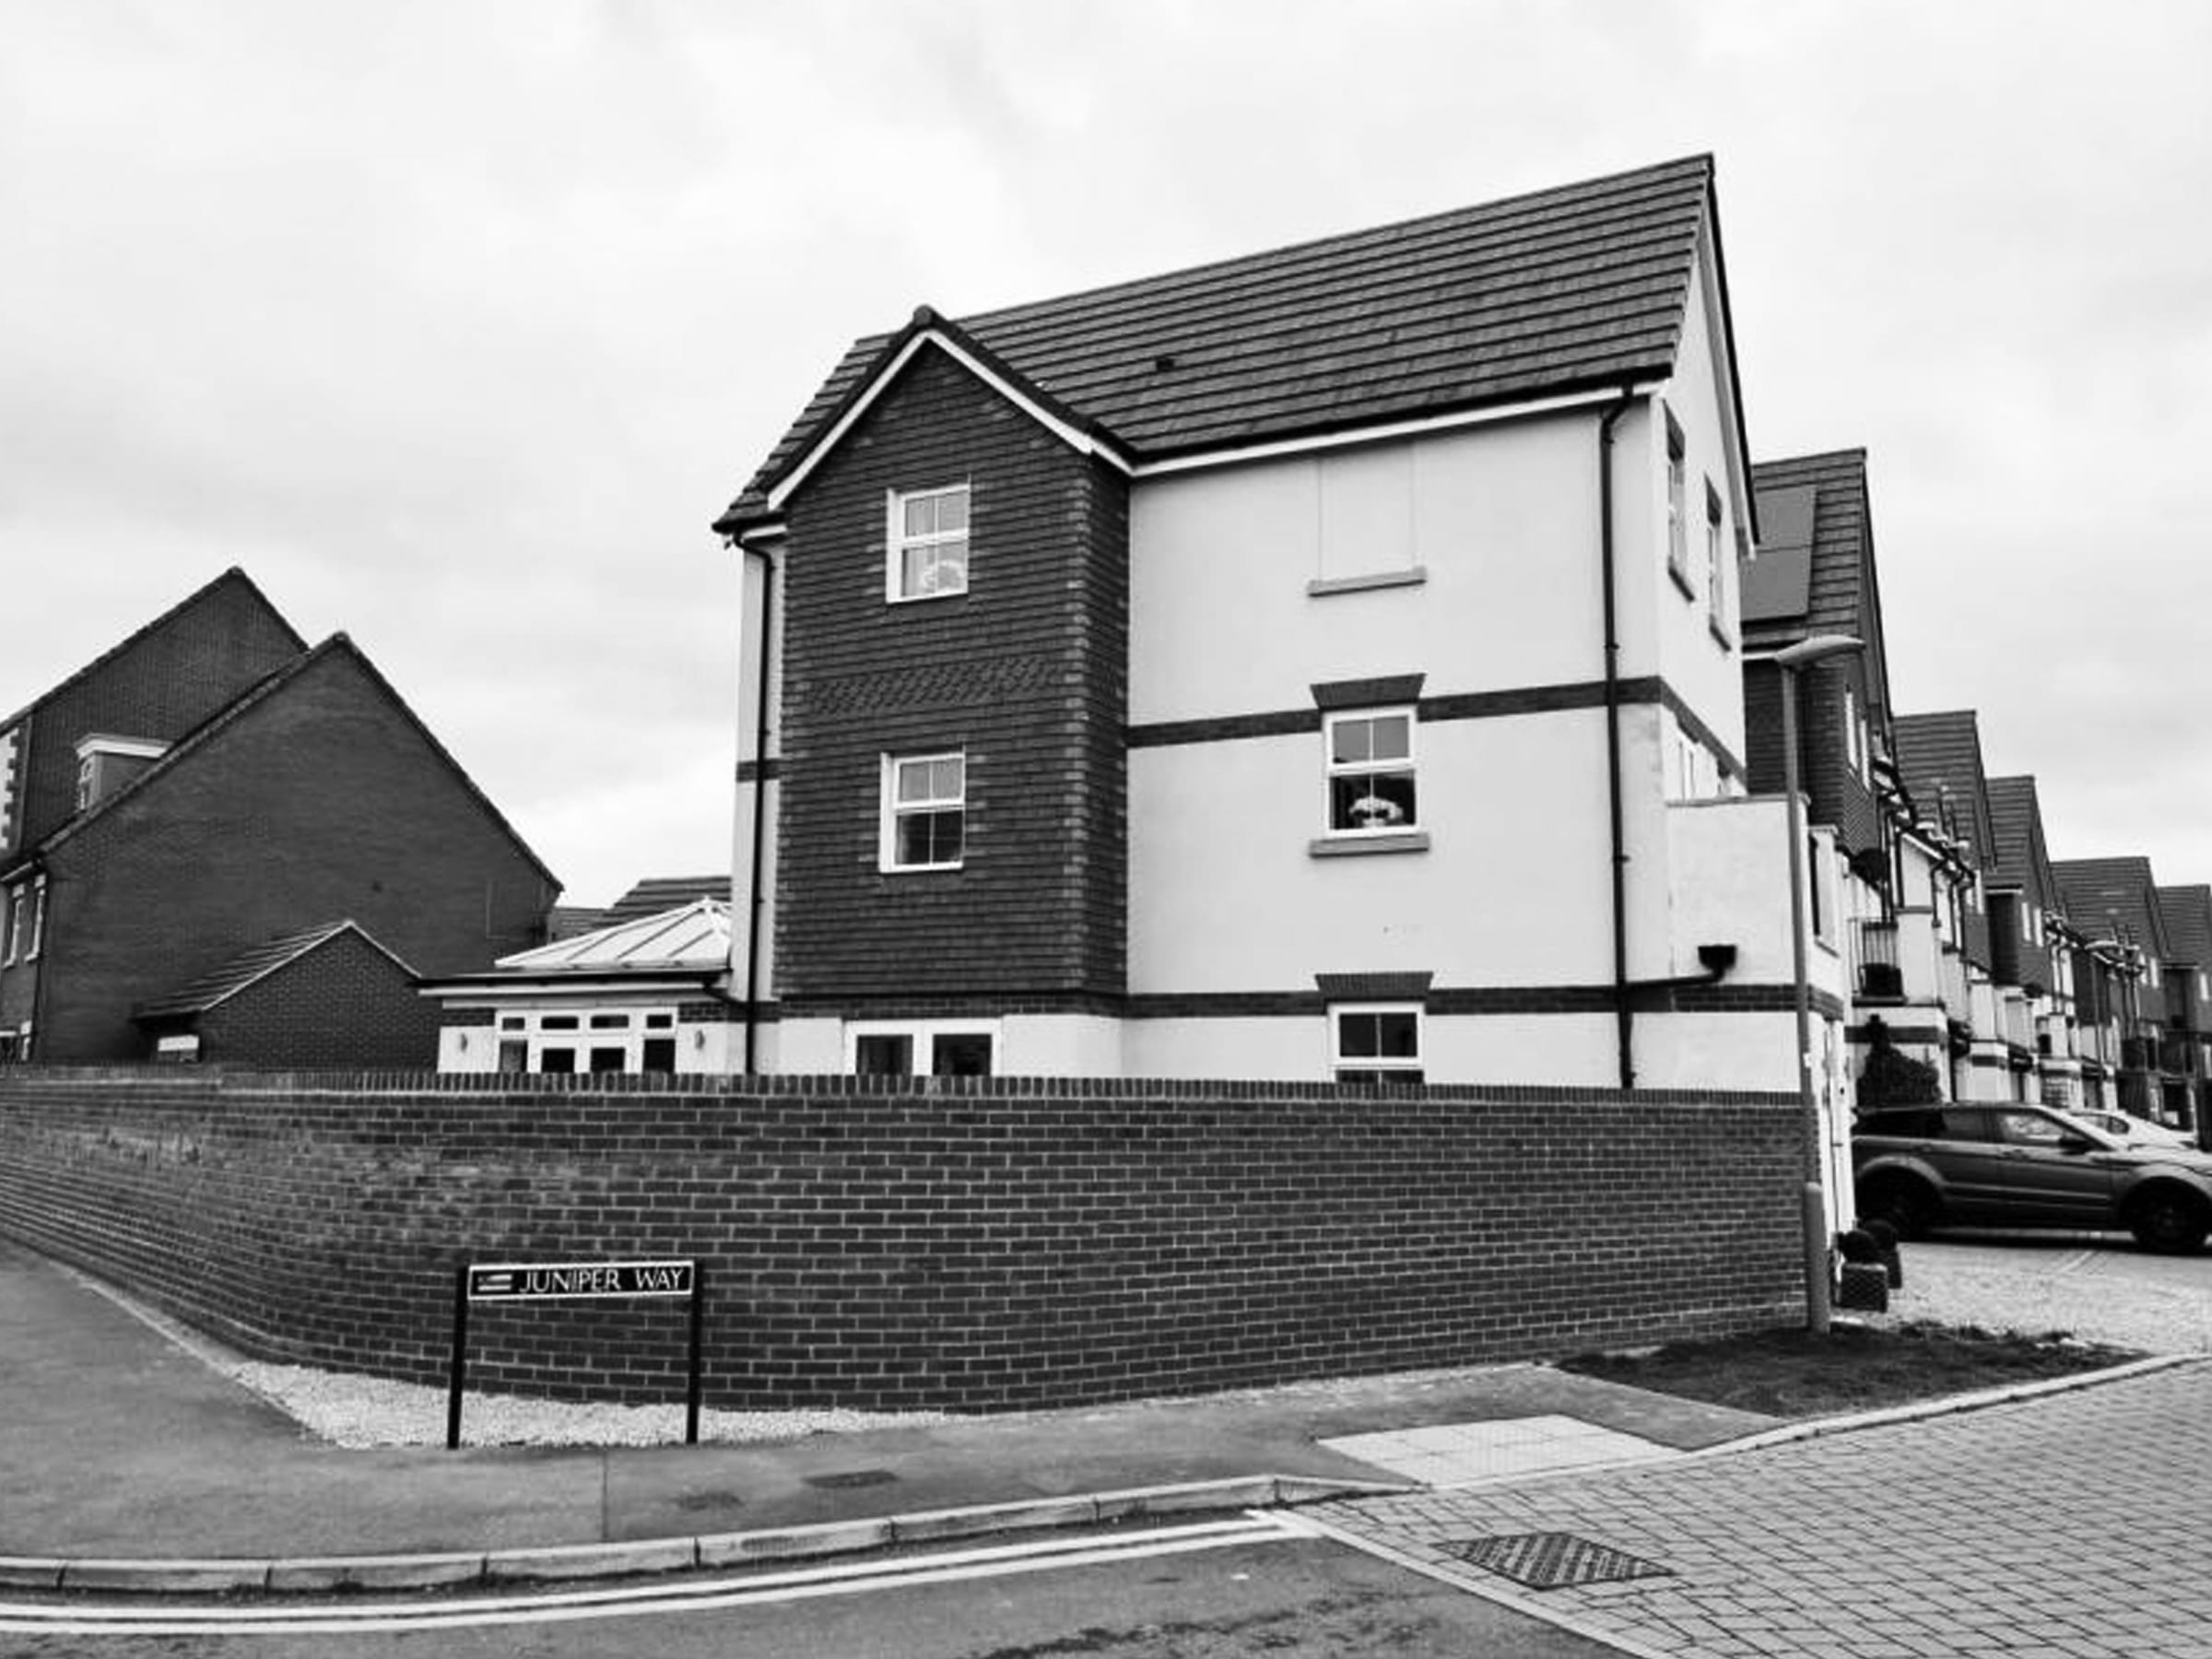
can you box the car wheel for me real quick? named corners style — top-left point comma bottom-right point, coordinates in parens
top-left (1858, 1174), bottom-right (1936, 1241)
top-left (2126, 1188), bottom-right (2210, 1254)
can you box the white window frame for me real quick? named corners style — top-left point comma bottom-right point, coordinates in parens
top-left (880, 751), bottom-right (967, 873)
top-left (886, 482), bottom-right (971, 604)
top-left (25, 877), bottom-right (42, 959)
top-left (846, 1018), bottom-right (1000, 1077)
top-left (1703, 479), bottom-right (1724, 611)
top-left (1322, 708), bottom-right (1418, 838)
top-left (495, 1006), bottom-right (678, 1076)
top-left (1328, 1003), bottom-right (1425, 1084)
top-left (0, 885), bottom-right (15, 965)
top-left (1665, 413), bottom-right (1690, 594)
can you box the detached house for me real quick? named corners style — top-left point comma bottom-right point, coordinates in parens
top-left (0, 571), bottom-right (560, 1064)
top-left (715, 157), bottom-right (1847, 1116)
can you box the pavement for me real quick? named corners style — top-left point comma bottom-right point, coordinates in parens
top-left (4, 1230), bottom-right (2209, 1656)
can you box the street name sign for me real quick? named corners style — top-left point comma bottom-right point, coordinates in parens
top-left (466, 1259), bottom-right (695, 1300)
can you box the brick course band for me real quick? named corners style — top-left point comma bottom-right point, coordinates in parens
top-left (0, 1067), bottom-right (1801, 1413)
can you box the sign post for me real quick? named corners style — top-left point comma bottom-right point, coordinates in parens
top-left (446, 1257), bottom-right (702, 1451)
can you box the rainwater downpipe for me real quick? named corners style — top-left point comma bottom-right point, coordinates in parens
top-left (1598, 389), bottom-right (1639, 1090)
top-left (741, 543), bottom-right (776, 1076)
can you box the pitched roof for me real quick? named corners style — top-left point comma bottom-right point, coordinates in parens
top-left (1745, 449), bottom-right (1894, 722)
top-left (493, 898), bottom-right (731, 973)
top-left (1891, 712), bottom-right (1995, 868)
top-left (132, 921), bottom-right (417, 1020)
top-left (0, 568), bottom-right (305, 732)
top-left (22, 634), bottom-right (561, 892)
top-left (600, 876), bottom-right (728, 929)
top-left (720, 156), bottom-right (1726, 532)
top-left (2053, 856), bottom-right (2171, 957)
top-left (2157, 885), bottom-right (2212, 969)
top-left (1984, 775), bottom-right (2055, 901)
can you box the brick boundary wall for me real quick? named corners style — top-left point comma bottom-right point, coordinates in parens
top-left (0, 1067), bottom-right (1806, 1412)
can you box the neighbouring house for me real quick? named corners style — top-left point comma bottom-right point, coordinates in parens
top-left (1889, 712), bottom-right (2006, 1100)
top-left (131, 920), bottom-right (439, 1067)
top-left (712, 156), bottom-right (1846, 1146)
top-left (1983, 776), bottom-right (2086, 1110)
top-left (2155, 884), bottom-right (2212, 1138)
top-left (0, 573), bottom-right (561, 1063)
top-left (1739, 449), bottom-right (1947, 1108)
top-left (422, 897), bottom-right (740, 1075)
top-left (2054, 856), bottom-right (2183, 1128)
top-left (597, 876), bottom-right (729, 929)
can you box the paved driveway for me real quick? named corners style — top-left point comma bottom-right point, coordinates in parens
top-left (1315, 1360), bottom-right (2209, 1658)
top-left (1879, 1234), bottom-right (2212, 1355)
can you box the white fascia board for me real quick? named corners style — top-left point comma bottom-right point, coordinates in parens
top-left (1128, 385), bottom-right (1660, 480)
top-left (765, 332), bottom-right (1131, 513)
top-left (419, 973), bottom-right (718, 1005)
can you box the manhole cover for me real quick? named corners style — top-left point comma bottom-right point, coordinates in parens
top-left (805, 1469), bottom-right (898, 1490)
top-left (1443, 1532), bottom-right (1672, 1591)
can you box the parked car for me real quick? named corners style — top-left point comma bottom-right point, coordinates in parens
top-left (2063, 1108), bottom-right (2199, 1151)
top-left (1853, 1104), bottom-right (2212, 1253)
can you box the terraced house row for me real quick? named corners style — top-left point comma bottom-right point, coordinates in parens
top-left (709, 152), bottom-right (2205, 1188)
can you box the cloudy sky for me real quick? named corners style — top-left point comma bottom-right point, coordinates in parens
top-left (6, 0), bottom-right (2209, 906)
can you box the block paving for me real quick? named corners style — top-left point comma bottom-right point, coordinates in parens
top-left (1315, 1361), bottom-right (2212, 1658)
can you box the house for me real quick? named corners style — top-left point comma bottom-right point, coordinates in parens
top-left (2155, 884), bottom-right (2212, 1136)
top-left (1738, 450), bottom-right (1947, 1100)
top-left (1983, 776), bottom-right (2084, 1110)
top-left (2053, 857), bottom-right (2182, 1127)
top-left (421, 897), bottom-right (740, 1074)
top-left (712, 157), bottom-right (1849, 1123)
top-left (0, 575), bottom-right (561, 1063)
top-left (1889, 712), bottom-right (2006, 1100)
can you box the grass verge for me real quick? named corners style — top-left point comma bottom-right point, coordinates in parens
top-left (1556, 1321), bottom-right (2145, 1418)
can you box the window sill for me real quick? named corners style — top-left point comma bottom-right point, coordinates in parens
top-left (1309, 831), bottom-right (1430, 858)
top-left (1667, 559), bottom-right (1697, 601)
top-left (1307, 566), bottom-right (1428, 598)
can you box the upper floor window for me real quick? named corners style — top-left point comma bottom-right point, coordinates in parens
top-left (1324, 710), bottom-right (1417, 835)
top-left (1703, 480), bottom-right (1726, 617)
top-left (882, 751), bottom-right (966, 871)
top-left (1665, 414), bottom-right (1691, 596)
top-left (75, 756), bottom-right (96, 812)
top-left (26, 877), bottom-right (42, 959)
top-left (888, 484), bottom-right (970, 603)
top-left (1331, 1004), bottom-right (1424, 1084)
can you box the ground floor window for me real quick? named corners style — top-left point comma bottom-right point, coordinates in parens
top-left (1330, 1004), bottom-right (1423, 1084)
top-left (495, 1007), bottom-right (678, 1075)
top-left (849, 1020), bottom-right (997, 1077)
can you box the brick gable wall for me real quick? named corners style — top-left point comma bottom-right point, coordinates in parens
top-left (773, 348), bottom-right (1128, 1006)
top-left (187, 933), bottom-right (441, 1067)
top-left (36, 648), bottom-right (553, 1059)
top-left (0, 1069), bottom-right (1803, 1413)
top-left (1740, 660), bottom-right (1879, 858)
top-left (8, 575), bottom-right (302, 858)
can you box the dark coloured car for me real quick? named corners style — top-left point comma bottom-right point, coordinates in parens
top-left (1853, 1103), bottom-right (2212, 1253)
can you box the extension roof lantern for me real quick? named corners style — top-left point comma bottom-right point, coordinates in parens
top-left (717, 156), bottom-right (1750, 536)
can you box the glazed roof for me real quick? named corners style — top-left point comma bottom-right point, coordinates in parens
top-left (720, 156), bottom-right (1728, 532)
top-left (599, 876), bottom-right (728, 930)
top-left (494, 897), bottom-right (731, 972)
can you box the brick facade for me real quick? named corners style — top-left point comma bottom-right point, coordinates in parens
top-left (140, 930), bottom-right (444, 1068)
top-left (29, 642), bottom-right (555, 1060)
top-left (773, 349), bottom-right (1128, 1009)
top-left (1, 570), bottom-right (303, 863)
top-left (0, 1068), bottom-right (1804, 1412)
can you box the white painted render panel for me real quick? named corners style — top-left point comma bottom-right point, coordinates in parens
top-left (1128, 415), bottom-right (1606, 725)
top-left (1128, 712), bottom-right (1618, 994)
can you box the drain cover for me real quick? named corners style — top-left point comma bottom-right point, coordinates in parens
top-left (805, 1469), bottom-right (898, 1490)
top-left (1444, 1532), bottom-right (1672, 1591)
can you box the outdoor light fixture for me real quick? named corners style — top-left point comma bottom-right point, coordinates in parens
top-left (1771, 632), bottom-right (1864, 1336)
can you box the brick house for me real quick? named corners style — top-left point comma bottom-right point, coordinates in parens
top-left (1983, 775), bottom-right (2086, 1110)
top-left (712, 157), bottom-right (1848, 1150)
top-left (2054, 856), bottom-right (2182, 1127)
top-left (0, 573), bottom-right (560, 1063)
top-left (1889, 711), bottom-right (2009, 1100)
top-left (2155, 884), bottom-right (2212, 1136)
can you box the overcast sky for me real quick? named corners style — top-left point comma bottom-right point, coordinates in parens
top-left (6, 1), bottom-right (2209, 907)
